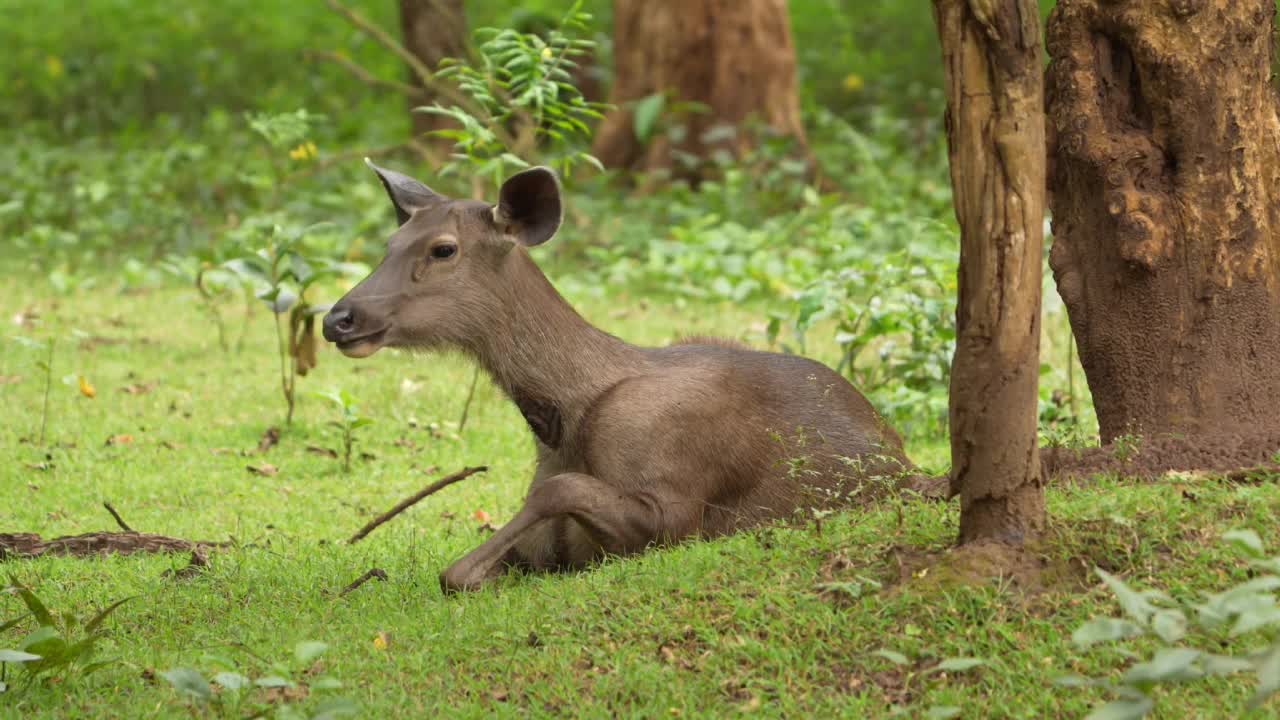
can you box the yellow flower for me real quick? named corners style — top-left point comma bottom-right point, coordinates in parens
top-left (78, 375), bottom-right (96, 399)
top-left (46, 56), bottom-right (64, 79)
top-left (373, 631), bottom-right (389, 650)
top-left (541, 47), bottom-right (553, 61)
top-left (842, 73), bottom-right (864, 92)
top-left (289, 141), bottom-right (318, 161)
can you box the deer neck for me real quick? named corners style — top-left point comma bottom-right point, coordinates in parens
top-left (465, 249), bottom-right (642, 448)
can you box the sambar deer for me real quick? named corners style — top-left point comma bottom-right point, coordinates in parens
top-left (323, 161), bottom-right (911, 592)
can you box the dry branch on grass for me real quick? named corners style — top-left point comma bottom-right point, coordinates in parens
top-left (347, 466), bottom-right (488, 544)
top-left (0, 502), bottom-right (228, 560)
top-left (339, 567), bottom-right (389, 597)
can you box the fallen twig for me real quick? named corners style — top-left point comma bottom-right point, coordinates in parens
top-left (103, 501), bottom-right (135, 533)
top-left (457, 367), bottom-right (480, 433)
top-left (0, 532), bottom-right (228, 560)
top-left (162, 546), bottom-right (211, 581)
top-left (347, 466), bottom-right (488, 544)
top-left (339, 567), bottom-right (389, 597)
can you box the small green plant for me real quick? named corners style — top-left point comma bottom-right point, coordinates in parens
top-left (11, 335), bottom-right (56, 447)
top-left (421, 0), bottom-right (606, 190)
top-left (161, 640), bottom-right (356, 718)
top-left (0, 577), bottom-right (132, 692)
top-left (1060, 531), bottom-right (1280, 718)
top-left (316, 389), bottom-right (373, 473)
top-left (214, 222), bottom-right (360, 426)
top-left (1112, 432), bottom-right (1143, 463)
top-left (160, 253), bottom-right (256, 354)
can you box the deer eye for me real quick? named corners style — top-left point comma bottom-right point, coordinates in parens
top-left (431, 243), bottom-right (457, 260)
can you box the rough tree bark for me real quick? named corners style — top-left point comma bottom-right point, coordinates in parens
top-left (933, 0), bottom-right (1046, 544)
top-left (399, 0), bottom-right (466, 138)
top-left (591, 0), bottom-right (808, 176)
top-left (1046, 0), bottom-right (1280, 445)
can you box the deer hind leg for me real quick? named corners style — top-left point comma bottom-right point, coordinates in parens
top-left (439, 472), bottom-right (695, 593)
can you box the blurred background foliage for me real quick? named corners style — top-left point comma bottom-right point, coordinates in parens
top-left (0, 0), bottom-right (1085, 445)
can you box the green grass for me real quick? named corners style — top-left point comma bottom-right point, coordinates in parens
top-left (2, 279), bottom-right (1278, 718)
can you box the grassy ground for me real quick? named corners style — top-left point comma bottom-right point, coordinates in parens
top-left (2, 279), bottom-right (1278, 719)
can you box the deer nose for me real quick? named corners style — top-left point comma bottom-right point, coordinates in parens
top-left (322, 306), bottom-right (356, 342)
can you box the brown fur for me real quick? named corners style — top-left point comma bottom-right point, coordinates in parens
top-left (323, 163), bottom-right (911, 592)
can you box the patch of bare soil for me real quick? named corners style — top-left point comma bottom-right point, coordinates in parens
top-left (1043, 431), bottom-right (1280, 482)
top-left (883, 539), bottom-right (1068, 596)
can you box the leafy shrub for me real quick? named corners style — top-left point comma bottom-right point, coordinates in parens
top-left (1062, 532), bottom-right (1280, 718)
top-left (0, 577), bottom-right (131, 692)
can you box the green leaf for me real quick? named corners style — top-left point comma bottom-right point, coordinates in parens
top-left (1085, 695), bottom-right (1154, 720)
top-left (310, 676), bottom-right (344, 690)
top-left (1202, 654), bottom-right (1254, 676)
top-left (1096, 569), bottom-right (1161, 624)
top-left (312, 697), bottom-right (361, 719)
top-left (10, 581), bottom-right (54, 627)
top-left (294, 640), bottom-right (329, 665)
top-left (1122, 648), bottom-right (1203, 685)
top-left (873, 649), bottom-right (910, 666)
top-left (1248, 645), bottom-right (1280, 710)
top-left (349, 418), bottom-right (374, 430)
top-left (213, 671), bottom-right (251, 690)
top-left (0, 615), bottom-right (28, 634)
top-left (254, 675), bottom-right (294, 688)
top-left (1230, 602), bottom-right (1280, 637)
top-left (1224, 529), bottom-right (1266, 556)
top-left (0, 649), bottom-right (41, 663)
top-left (932, 657), bottom-right (985, 673)
top-left (632, 93), bottom-right (665, 144)
top-left (160, 667), bottom-right (212, 701)
top-left (1073, 617), bottom-right (1144, 649)
top-left (84, 596), bottom-right (134, 634)
top-left (1054, 674), bottom-right (1109, 688)
top-left (1150, 609), bottom-right (1187, 644)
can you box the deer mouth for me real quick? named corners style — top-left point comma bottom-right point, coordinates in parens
top-left (334, 328), bottom-right (388, 358)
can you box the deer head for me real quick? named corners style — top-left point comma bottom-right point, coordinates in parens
top-left (322, 160), bottom-right (564, 357)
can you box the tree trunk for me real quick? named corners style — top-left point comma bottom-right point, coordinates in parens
top-left (933, 0), bottom-right (1046, 545)
top-left (399, 0), bottom-right (466, 138)
top-left (591, 0), bottom-right (808, 177)
top-left (1046, 0), bottom-right (1280, 445)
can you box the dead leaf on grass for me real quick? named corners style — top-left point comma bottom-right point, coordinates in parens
top-left (0, 374), bottom-right (22, 384)
top-left (247, 463), bottom-right (278, 477)
top-left (105, 434), bottom-right (134, 446)
top-left (257, 426), bottom-right (280, 453)
top-left (119, 382), bottom-right (156, 395)
top-left (306, 445), bottom-right (338, 458)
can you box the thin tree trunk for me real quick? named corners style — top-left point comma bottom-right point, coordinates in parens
top-left (592, 0), bottom-right (808, 178)
top-left (933, 0), bottom-right (1046, 545)
top-left (399, 0), bottom-right (466, 139)
top-left (1046, 0), bottom-right (1280, 446)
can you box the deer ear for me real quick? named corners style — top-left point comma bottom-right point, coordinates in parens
top-left (365, 158), bottom-right (442, 226)
top-left (493, 166), bottom-right (563, 247)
